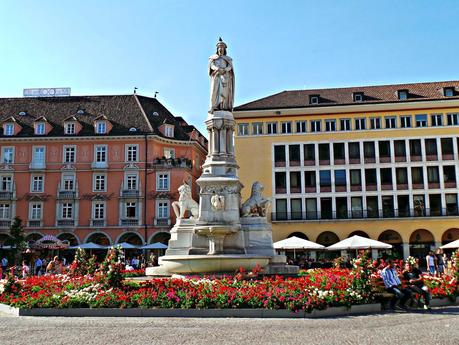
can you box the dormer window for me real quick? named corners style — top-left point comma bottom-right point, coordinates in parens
top-left (4, 123), bottom-right (14, 136)
top-left (35, 122), bottom-right (45, 135)
top-left (353, 92), bottom-right (364, 102)
top-left (164, 125), bottom-right (174, 138)
top-left (65, 122), bottom-right (75, 135)
top-left (397, 90), bottom-right (409, 100)
top-left (309, 95), bottom-right (319, 105)
top-left (96, 121), bottom-right (106, 134)
top-left (444, 87), bottom-right (455, 97)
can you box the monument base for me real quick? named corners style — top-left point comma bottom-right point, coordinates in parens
top-left (146, 254), bottom-right (270, 275)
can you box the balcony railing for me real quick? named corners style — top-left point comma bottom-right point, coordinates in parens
top-left (58, 191), bottom-right (76, 199)
top-left (151, 158), bottom-right (192, 169)
top-left (121, 190), bottom-right (140, 198)
top-left (91, 219), bottom-right (105, 227)
top-left (0, 220), bottom-right (11, 228)
top-left (28, 220), bottom-right (41, 227)
top-left (57, 219), bottom-right (75, 227)
top-left (121, 219), bottom-right (139, 226)
top-left (154, 218), bottom-right (171, 226)
top-left (29, 162), bottom-right (46, 170)
top-left (91, 161), bottom-right (108, 169)
top-left (0, 191), bottom-right (13, 200)
top-left (271, 207), bottom-right (459, 222)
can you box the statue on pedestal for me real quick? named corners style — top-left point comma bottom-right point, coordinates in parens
top-left (241, 182), bottom-right (271, 217)
top-left (172, 183), bottom-right (199, 219)
top-left (209, 38), bottom-right (235, 113)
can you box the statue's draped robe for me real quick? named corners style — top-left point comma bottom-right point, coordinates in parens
top-left (208, 54), bottom-right (234, 112)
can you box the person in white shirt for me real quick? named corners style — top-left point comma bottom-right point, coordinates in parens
top-left (22, 261), bottom-right (30, 279)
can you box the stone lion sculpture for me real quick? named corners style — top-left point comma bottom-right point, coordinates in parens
top-left (241, 181), bottom-right (271, 217)
top-left (172, 184), bottom-right (199, 219)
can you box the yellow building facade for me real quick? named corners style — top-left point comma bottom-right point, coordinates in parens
top-left (234, 81), bottom-right (459, 259)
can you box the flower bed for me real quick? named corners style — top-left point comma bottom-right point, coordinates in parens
top-left (0, 268), bottom-right (372, 312)
top-left (1, 250), bottom-right (457, 313)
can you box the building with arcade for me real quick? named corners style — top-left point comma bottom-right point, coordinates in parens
top-left (0, 91), bottom-right (207, 248)
top-left (234, 81), bottom-right (459, 259)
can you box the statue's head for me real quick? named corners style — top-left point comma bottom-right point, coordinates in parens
top-left (178, 183), bottom-right (191, 196)
top-left (216, 37), bottom-right (227, 56)
top-left (251, 181), bottom-right (263, 195)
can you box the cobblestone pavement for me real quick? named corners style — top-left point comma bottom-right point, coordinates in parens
top-left (0, 307), bottom-right (458, 345)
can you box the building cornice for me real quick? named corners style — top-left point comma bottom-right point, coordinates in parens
top-left (233, 98), bottom-right (459, 119)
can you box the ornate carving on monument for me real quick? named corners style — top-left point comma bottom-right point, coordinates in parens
top-left (210, 194), bottom-right (225, 211)
top-left (172, 183), bottom-right (199, 219)
top-left (209, 38), bottom-right (235, 113)
top-left (200, 184), bottom-right (240, 194)
top-left (240, 182), bottom-right (271, 217)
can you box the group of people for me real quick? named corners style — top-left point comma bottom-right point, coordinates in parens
top-left (425, 249), bottom-right (450, 276)
top-left (381, 259), bottom-right (432, 311)
top-left (0, 255), bottom-right (68, 279)
top-left (0, 251), bottom-right (162, 279)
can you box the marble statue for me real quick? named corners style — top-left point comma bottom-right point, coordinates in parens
top-left (209, 38), bottom-right (234, 113)
top-left (241, 182), bottom-right (271, 217)
top-left (172, 183), bottom-right (199, 219)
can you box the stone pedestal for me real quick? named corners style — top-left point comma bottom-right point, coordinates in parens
top-left (241, 217), bottom-right (276, 256)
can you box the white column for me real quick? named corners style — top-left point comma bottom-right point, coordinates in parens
top-left (403, 242), bottom-right (410, 259)
top-left (220, 126), bottom-right (226, 154)
top-left (211, 128), bottom-right (219, 154)
top-left (227, 127), bottom-right (233, 154)
top-left (371, 249), bottom-right (378, 260)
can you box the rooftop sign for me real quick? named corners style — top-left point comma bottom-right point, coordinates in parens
top-left (23, 88), bottom-right (71, 97)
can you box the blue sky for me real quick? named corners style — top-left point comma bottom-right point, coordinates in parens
top-left (1, 1), bottom-right (458, 133)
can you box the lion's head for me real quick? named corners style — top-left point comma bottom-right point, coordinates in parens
top-left (250, 181), bottom-right (264, 197)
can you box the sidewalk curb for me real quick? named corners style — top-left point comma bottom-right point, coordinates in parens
top-left (1, 303), bottom-right (382, 318)
top-left (2, 298), bottom-right (457, 318)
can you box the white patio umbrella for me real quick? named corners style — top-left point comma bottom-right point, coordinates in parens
top-left (141, 242), bottom-right (168, 250)
top-left (274, 236), bottom-right (324, 259)
top-left (69, 242), bottom-right (107, 250)
top-left (440, 239), bottom-right (459, 249)
top-left (326, 235), bottom-right (392, 251)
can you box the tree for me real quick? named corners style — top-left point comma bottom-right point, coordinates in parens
top-left (9, 217), bottom-right (26, 264)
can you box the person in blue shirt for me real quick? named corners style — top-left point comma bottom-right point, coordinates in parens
top-left (35, 257), bottom-right (43, 276)
top-left (381, 259), bottom-right (412, 310)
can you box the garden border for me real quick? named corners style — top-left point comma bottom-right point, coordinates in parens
top-left (0, 302), bottom-right (381, 318)
top-left (2, 298), bottom-right (457, 318)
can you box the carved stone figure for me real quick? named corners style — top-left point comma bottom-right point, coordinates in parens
top-left (209, 38), bottom-right (234, 113)
top-left (172, 184), bottom-right (199, 219)
top-left (241, 182), bottom-right (271, 217)
top-left (211, 194), bottom-right (225, 211)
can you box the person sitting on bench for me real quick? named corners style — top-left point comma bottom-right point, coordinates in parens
top-left (403, 262), bottom-right (431, 310)
top-left (381, 259), bottom-right (412, 310)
